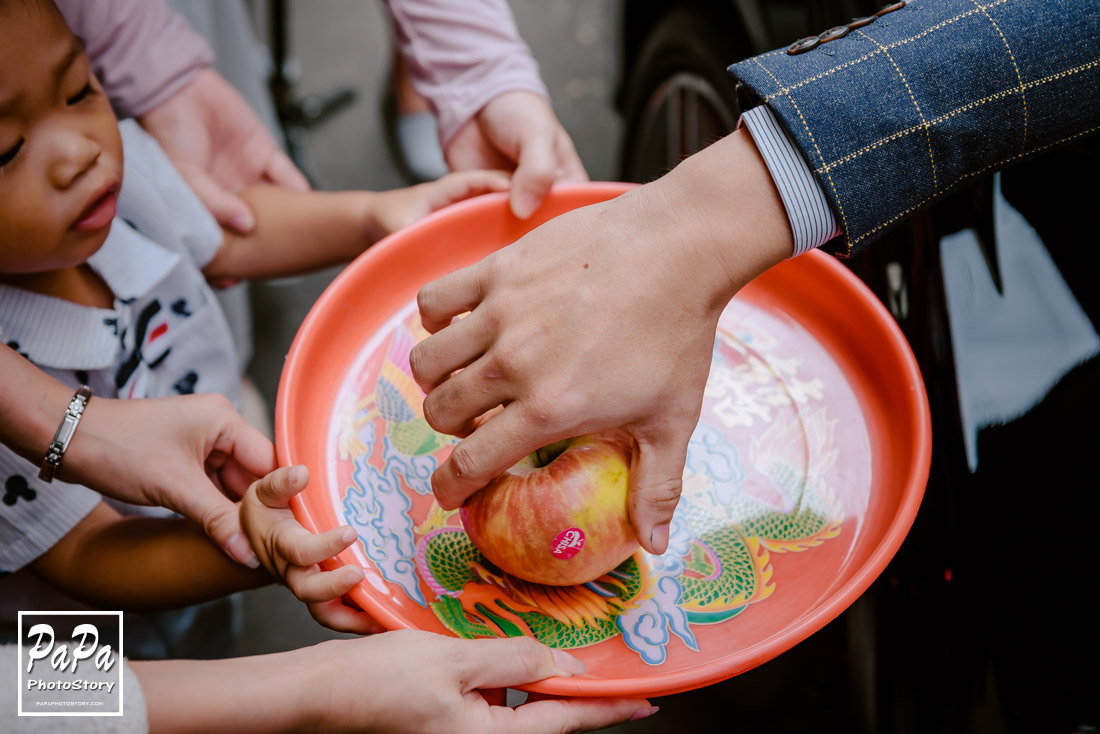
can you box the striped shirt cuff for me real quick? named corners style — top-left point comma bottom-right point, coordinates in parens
top-left (740, 106), bottom-right (840, 257)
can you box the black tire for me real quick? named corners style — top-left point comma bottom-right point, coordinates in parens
top-left (618, 3), bottom-right (749, 184)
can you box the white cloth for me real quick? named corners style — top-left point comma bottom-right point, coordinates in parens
top-left (0, 645), bottom-right (147, 733)
top-left (0, 120), bottom-right (238, 576)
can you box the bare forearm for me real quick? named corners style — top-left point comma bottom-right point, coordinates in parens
top-left (134, 648), bottom-right (317, 734)
top-left (645, 126), bottom-right (794, 304)
top-left (33, 508), bottom-right (270, 610)
top-left (0, 345), bottom-right (74, 462)
top-left (205, 186), bottom-right (374, 281)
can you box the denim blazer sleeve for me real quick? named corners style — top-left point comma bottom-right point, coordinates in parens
top-left (728, 0), bottom-right (1100, 255)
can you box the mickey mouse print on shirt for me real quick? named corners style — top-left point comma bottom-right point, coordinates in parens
top-left (3, 475), bottom-right (36, 506)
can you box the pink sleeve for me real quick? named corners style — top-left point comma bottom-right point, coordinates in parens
top-left (386, 0), bottom-right (550, 146)
top-left (56, 0), bottom-right (213, 118)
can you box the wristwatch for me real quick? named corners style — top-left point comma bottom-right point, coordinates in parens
top-left (38, 385), bottom-right (92, 482)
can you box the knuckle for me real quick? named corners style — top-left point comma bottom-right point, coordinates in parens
top-left (636, 477), bottom-right (683, 516)
top-left (251, 472), bottom-right (276, 504)
top-left (408, 342), bottom-right (429, 382)
top-left (431, 476), bottom-right (460, 511)
top-left (297, 579), bottom-right (326, 604)
top-left (478, 299), bottom-right (504, 332)
top-left (551, 388), bottom-right (588, 425)
top-left (421, 393), bottom-right (446, 432)
top-left (208, 393), bottom-right (234, 412)
top-left (293, 564), bottom-right (323, 591)
top-left (422, 393), bottom-right (444, 433)
top-left (286, 570), bottom-right (308, 598)
top-left (485, 342), bottom-right (520, 379)
top-left (506, 637), bottom-right (549, 680)
top-left (199, 501), bottom-right (234, 538)
top-left (518, 392), bottom-right (563, 431)
top-left (197, 392), bottom-right (234, 420)
top-left (277, 528), bottom-right (314, 567)
top-left (416, 283), bottom-right (438, 317)
top-left (479, 255), bottom-right (502, 292)
top-left (447, 444), bottom-right (482, 482)
top-left (284, 543), bottom-right (312, 568)
top-left (325, 572), bottom-right (348, 600)
top-left (442, 642), bottom-right (474, 683)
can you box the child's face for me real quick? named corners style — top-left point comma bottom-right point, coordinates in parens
top-left (0, 0), bottom-right (123, 275)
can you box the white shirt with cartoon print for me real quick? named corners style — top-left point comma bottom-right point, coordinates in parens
top-left (0, 120), bottom-right (240, 577)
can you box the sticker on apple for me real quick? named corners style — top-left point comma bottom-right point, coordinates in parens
top-left (551, 528), bottom-right (586, 560)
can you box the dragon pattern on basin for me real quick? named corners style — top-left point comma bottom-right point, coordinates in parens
top-left (334, 305), bottom-right (848, 665)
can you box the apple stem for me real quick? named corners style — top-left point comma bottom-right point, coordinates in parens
top-left (533, 439), bottom-right (571, 468)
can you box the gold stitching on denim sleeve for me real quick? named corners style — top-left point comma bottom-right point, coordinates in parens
top-left (751, 56), bottom-right (853, 243)
top-left (854, 29), bottom-right (938, 190)
top-left (763, 0), bottom-right (1011, 101)
top-left (814, 58), bottom-right (1100, 173)
top-left (851, 123), bottom-right (1100, 246)
top-left (972, 0), bottom-right (1029, 152)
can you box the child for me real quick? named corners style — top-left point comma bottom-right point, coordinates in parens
top-left (0, 0), bottom-right (505, 631)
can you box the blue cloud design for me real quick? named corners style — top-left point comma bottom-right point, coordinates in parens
top-left (687, 424), bottom-right (744, 506)
top-left (343, 448), bottom-right (425, 607)
top-left (382, 436), bottom-right (437, 495)
top-left (616, 574), bottom-right (698, 665)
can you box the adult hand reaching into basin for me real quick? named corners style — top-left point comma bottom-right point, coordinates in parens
top-left (411, 129), bottom-right (794, 554)
top-left (445, 91), bottom-right (588, 219)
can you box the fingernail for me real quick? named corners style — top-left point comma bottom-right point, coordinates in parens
top-left (341, 526), bottom-right (357, 543)
top-left (288, 465), bottom-right (308, 486)
top-left (631, 706), bottom-right (660, 721)
top-left (342, 565), bottom-right (364, 584)
top-left (229, 211), bottom-right (254, 232)
top-left (226, 533), bottom-right (260, 569)
top-left (512, 190), bottom-right (539, 219)
top-left (650, 523), bottom-right (670, 554)
top-left (551, 648), bottom-right (587, 676)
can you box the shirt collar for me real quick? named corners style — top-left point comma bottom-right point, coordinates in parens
top-left (0, 219), bottom-right (179, 369)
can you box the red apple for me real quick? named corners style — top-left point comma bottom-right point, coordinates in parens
top-left (459, 429), bottom-right (639, 586)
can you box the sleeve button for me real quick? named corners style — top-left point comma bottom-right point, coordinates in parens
top-left (876, 1), bottom-right (907, 16)
top-left (787, 36), bottom-right (821, 55)
top-left (818, 26), bottom-right (850, 43)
